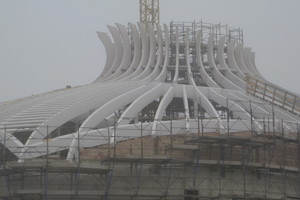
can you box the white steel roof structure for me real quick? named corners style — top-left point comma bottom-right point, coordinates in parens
top-left (0, 21), bottom-right (299, 161)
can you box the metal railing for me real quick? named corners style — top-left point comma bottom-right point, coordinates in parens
top-left (246, 75), bottom-right (300, 116)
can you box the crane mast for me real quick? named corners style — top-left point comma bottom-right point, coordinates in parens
top-left (140, 0), bottom-right (159, 25)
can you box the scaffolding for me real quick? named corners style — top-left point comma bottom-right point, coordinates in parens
top-left (140, 0), bottom-right (160, 25)
top-left (170, 20), bottom-right (243, 44)
top-left (246, 75), bottom-right (300, 117)
top-left (168, 20), bottom-right (243, 83)
top-left (0, 100), bottom-right (300, 200)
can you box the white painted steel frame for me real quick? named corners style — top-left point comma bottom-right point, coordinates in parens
top-left (0, 22), bottom-right (299, 161)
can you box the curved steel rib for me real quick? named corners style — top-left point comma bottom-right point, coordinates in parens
top-left (117, 23), bottom-right (142, 80)
top-left (217, 37), bottom-right (246, 90)
top-left (227, 41), bottom-right (246, 80)
top-left (132, 23), bottom-right (157, 80)
top-left (155, 24), bottom-right (170, 82)
top-left (142, 24), bottom-right (164, 82)
top-left (102, 25), bottom-right (123, 78)
top-left (94, 32), bottom-right (115, 81)
top-left (125, 23), bottom-right (149, 80)
top-left (196, 31), bottom-right (220, 88)
top-left (104, 23), bottom-right (131, 80)
top-left (207, 34), bottom-right (241, 90)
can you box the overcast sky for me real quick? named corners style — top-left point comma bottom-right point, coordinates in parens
top-left (1, 0), bottom-right (300, 102)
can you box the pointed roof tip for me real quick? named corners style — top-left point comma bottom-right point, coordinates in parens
top-left (96, 31), bottom-right (106, 36)
top-left (96, 32), bottom-right (109, 40)
top-left (107, 24), bottom-right (116, 30)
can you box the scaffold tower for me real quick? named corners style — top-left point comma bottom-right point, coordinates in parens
top-left (140, 0), bottom-right (159, 24)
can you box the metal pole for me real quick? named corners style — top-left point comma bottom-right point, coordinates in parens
top-left (242, 145), bottom-right (246, 199)
top-left (197, 106), bottom-right (200, 138)
top-left (199, 99), bottom-right (204, 136)
top-left (58, 127), bottom-right (61, 158)
top-left (135, 119), bottom-right (144, 197)
top-left (105, 121), bottom-right (111, 199)
top-left (107, 122), bottom-right (111, 162)
top-left (43, 125), bottom-right (49, 200)
top-left (226, 99), bottom-right (230, 134)
top-left (193, 106), bottom-right (201, 190)
top-left (75, 123), bottom-right (80, 200)
top-left (281, 120), bottom-right (286, 199)
top-left (165, 116), bottom-right (173, 197)
top-left (77, 124), bottom-right (80, 164)
top-left (113, 117), bottom-right (117, 158)
top-left (297, 123), bottom-right (300, 175)
top-left (249, 101), bottom-right (253, 136)
top-left (105, 119), bottom-right (114, 200)
top-left (46, 125), bottom-right (49, 166)
top-left (268, 116), bottom-right (270, 133)
top-left (298, 123), bottom-right (300, 172)
top-left (3, 125), bottom-right (11, 200)
top-left (3, 126), bottom-right (6, 169)
top-left (141, 120), bottom-right (143, 158)
top-left (170, 117), bottom-right (173, 149)
top-left (263, 116), bottom-right (266, 135)
top-left (272, 104), bottom-right (275, 135)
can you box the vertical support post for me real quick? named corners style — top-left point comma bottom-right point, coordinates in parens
top-left (267, 116), bottom-right (270, 133)
top-left (238, 27), bottom-right (241, 42)
top-left (75, 123), bottom-right (80, 200)
top-left (297, 123), bottom-right (300, 175)
top-left (281, 119), bottom-right (286, 200)
top-left (263, 83), bottom-right (267, 99)
top-left (200, 105), bottom-right (204, 136)
top-left (170, 117), bottom-right (173, 149)
top-left (46, 125), bottom-right (49, 167)
top-left (263, 116), bottom-right (266, 136)
top-left (218, 143), bottom-right (222, 197)
top-left (194, 99), bottom-right (198, 120)
top-left (226, 99), bottom-right (230, 135)
top-left (164, 116), bottom-right (173, 197)
top-left (249, 100), bottom-right (253, 136)
top-left (77, 124), bottom-right (80, 165)
top-left (42, 125), bottom-right (49, 200)
top-left (272, 104), bottom-right (275, 135)
top-left (253, 79), bottom-right (257, 95)
top-left (243, 165), bottom-right (246, 199)
top-left (282, 92), bottom-right (287, 108)
top-left (113, 117), bottom-right (117, 158)
top-left (3, 126), bottom-right (6, 169)
top-left (292, 96), bottom-right (297, 112)
top-left (241, 28), bottom-right (244, 43)
top-left (297, 123), bottom-right (300, 173)
top-left (140, 121), bottom-right (143, 159)
top-left (107, 122), bottom-right (111, 162)
top-left (263, 143), bottom-right (267, 199)
top-left (105, 117), bottom-right (117, 198)
top-left (242, 145), bottom-right (246, 199)
top-left (57, 127), bottom-right (61, 158)
top-left (193, 105), bottom-right (201, 190)
top-left (197, 106), bottom-right (200, 138)
top-left (272, 88), bottom-right (277, 104)
top-left (135, 119), bottom-right (144, 198)
top-left (3, 126), bottom-right (11, 198)
top-left (105, 121), bottom-right (111, 200)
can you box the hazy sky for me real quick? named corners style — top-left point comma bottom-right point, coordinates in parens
top-left (1, 0), bottom-right (300, 102)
